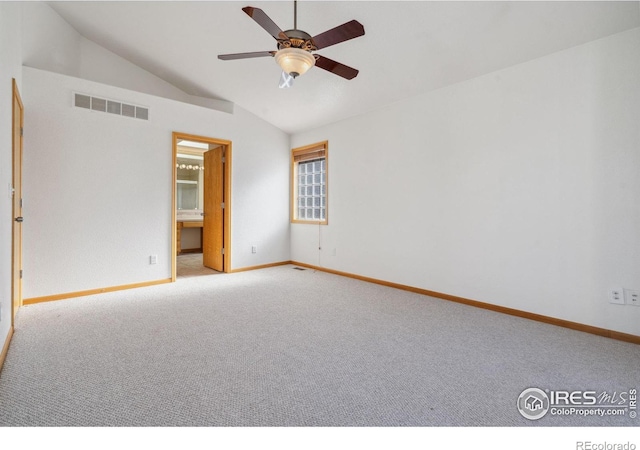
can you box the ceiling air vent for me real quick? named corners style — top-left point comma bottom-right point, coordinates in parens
top-left (73, 92), bottom-right (149, 121)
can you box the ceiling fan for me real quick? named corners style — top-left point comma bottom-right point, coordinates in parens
top-left (218, 1), bottom-right (365, 88)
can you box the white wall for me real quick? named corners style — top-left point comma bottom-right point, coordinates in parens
top-left (21, 1), bottom-right (81, 78)
top-left (17, 1), bottom-right (290, 299)
top-left (0, 3), bottom-right (23, 346)
top-left (291, 28), bottom-right (640, 336)
top-left (21, 2), bottom-right (233, 115)
top-left (22, 67), bottom-right (290, 298)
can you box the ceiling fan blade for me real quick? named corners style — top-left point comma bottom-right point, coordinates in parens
top-left (279, 71), bottom-right (295, 89)
top-left (218, 51), bottom-right (275, 61)
top-left (314, 55), bottom-right (359, 80)
top-left (242, 6), bottom-right (289, 41)
top-left (311, 20), bottom-right (365, 50)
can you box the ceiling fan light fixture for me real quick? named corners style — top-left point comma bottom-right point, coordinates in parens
top-left (275, 47), bottom-right (315, 77)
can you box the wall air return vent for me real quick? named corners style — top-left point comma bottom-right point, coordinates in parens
top-left (74, 94), bottom-right (91, 109)
top-left (107, 100), bottom-right (121, 115)
top-left (73, 92), bottom-right (149, 121)
top-left (135, 106), bottom-right (148, 120)
top-left (91, 97), bottom-right (106, 112)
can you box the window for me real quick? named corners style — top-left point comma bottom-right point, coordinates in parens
top-left (291, 141), bottom-right (328, 224)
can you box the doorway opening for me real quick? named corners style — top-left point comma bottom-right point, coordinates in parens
top-left (172, 132), bottom-right (231, 280)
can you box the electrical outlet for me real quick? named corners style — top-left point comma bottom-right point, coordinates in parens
top-left (150, 255), bottom-right (158, 265)
top-left (625, 289), bottom-right (640, 307)
top-left (251, 245), bottom-right (257, 254)
top-left (609, 288), bottom-right (625, 305)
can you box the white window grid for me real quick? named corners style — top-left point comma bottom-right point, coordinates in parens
top-left (297, 158), bottom-right (326, 221)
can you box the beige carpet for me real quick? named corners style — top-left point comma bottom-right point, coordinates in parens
top-left (1, 265), bottom-right (638, 426)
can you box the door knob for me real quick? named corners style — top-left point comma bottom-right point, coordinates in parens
top-left (15, 217), bottom-right (23, 222)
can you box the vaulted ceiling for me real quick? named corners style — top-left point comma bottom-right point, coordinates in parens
top-left (50, 1), bottom-right (640, 134)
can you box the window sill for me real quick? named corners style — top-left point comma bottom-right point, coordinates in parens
top-left (291, 219), bottom-right (328, 225)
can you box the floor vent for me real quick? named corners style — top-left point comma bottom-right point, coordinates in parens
top-left (74, 92), bottom-right (149, 121)
top-left (292, 267), bottom-right (306, 271)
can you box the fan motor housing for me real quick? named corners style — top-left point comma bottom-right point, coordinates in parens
top-left (279, 29), bottom-right (317, 52)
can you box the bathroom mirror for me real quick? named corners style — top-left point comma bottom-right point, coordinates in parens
top-left (176, 151), bottom-right (204, 211)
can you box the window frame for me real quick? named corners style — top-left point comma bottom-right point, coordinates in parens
top-left (290, 141), bottom-right (328, 225)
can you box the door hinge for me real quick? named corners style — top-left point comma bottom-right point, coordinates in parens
top-left (20, 198), bottom-right (23, 208)
top-left (221, 248), bottom-right (225, 255)
top-left (221, 202), bottom-right (225, 209)
top-left (20, 270), bottom-right (23, 279)
top-left (222, 156), bottom-right (225, 163)
top-left (20, 127), bottom-right (24, 137)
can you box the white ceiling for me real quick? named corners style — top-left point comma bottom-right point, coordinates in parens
top-left (49, 1), bottom-right (640, 134)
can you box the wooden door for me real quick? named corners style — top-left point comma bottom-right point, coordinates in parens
top-left (12, 80), bottom-right (23, 324)
top-left (202, 146), bottom-right (224, 271)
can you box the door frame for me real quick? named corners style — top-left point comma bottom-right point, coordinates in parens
top-left (172, 132), bottom-right (232, 280)
top-left (11, 79), bottom-right (24, 325)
